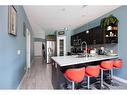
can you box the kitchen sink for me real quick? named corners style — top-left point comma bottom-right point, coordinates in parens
top-left (75, 53), bottom-right (94, 58)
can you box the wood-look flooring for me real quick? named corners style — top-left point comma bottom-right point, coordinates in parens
top-left (20, 57), bottom-right (53, 89)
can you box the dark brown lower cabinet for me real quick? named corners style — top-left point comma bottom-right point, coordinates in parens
top-left (51, 62), bottom-right (67, 89)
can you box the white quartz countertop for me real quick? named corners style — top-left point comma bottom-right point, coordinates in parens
top-left (51, 55), bottom-right (119, 67)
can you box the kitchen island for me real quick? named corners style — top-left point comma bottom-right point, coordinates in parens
top-left (51, 55), bottom-right (118, 89)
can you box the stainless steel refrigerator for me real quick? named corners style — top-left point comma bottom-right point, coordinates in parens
top-left (46, 40), bottom-right (56, 63)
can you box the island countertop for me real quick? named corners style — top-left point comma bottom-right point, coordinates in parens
top-left (51, 55), bottom-right (119, 67)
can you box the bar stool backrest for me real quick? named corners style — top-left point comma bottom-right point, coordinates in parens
top-left (64, 67), bottom-right (85, 83)
top-left (114, 59), bottom-right (123, 68)
top-left (100, 60), bottom-right (114, 70)
top-left (85, 65), bottom-right (100, 77)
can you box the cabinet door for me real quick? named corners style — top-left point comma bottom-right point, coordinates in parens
top-left (78, 32), bottom-right (83, 45)
top-left (97, 26), bottom-right (104, 44)
top-left (73, 33), bottom-right (83, 46)
top-left (83, 31), bottom-right (89, 44)
top-left (81, 30), bottom-right (93, 45)
top-left (71, 36), bottom-right (74, 46)
top-left (92, 28), bottom-right (95, 44)
top-left (81, 31), bottom-right (85, 42)
top-left (73, 35), bottom-right (76, 46)
top-left (93, 26), bottom-right (104, 44)
top-left (76, 33), bottom-right (81, 46)
top-left (88, 28), bottom-right (94, 45)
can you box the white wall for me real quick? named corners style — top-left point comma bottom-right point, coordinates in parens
top-left (34, 42), bottom-right (42, 56)
top-left (33, 30), bottom-right (45, 39)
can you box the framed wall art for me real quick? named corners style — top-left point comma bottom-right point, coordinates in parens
top-left (8, 6), bottom-right (17, 36)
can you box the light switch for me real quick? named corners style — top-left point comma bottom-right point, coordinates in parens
top-left (17, 50), bottom-right (21, 55)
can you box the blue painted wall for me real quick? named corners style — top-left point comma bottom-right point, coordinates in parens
top-left (73, 6), bottom-right (127, 80)
top-left (0, 6), bottom-right (33, 89)
top-left (65, 30), bottom-right (71, 52)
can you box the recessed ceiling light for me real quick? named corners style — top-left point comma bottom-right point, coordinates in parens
top-left (82, 5), bottom-right (87, 8)
top-left (86, 30), bottom-right (89, 34)
top-left (61, 8), bottom-right (66, 11)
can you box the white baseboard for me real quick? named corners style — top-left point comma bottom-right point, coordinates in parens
top-left (17, 71), bottom-right (27, 89)
top-left (113, 76), bottom-right (127, 84)
top-left (31, 58), bottom-right (34, 64)
top-left (17, 59), bottom-right (34, 89)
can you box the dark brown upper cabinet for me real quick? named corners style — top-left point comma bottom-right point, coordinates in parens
top-left (92, 26), bottom-right (105, 45)
top-left (71, 25), bottom-right (118, 46)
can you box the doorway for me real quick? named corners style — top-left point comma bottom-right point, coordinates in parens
top-left (34, 42), bottom-right (42, 57)
top-left (26, 28), bottom-right (31, 69)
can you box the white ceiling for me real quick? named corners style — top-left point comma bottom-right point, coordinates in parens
top-left (23, 5), bottom-right (120, 34)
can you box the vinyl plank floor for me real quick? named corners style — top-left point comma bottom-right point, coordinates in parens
top-left (20, 57), bottom-right (53, 89)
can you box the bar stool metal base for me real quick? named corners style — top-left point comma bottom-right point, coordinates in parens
top-left (64, 81), bottom-right (86, 90)
top-left (105, 78), bottom-right (120, 87)
top-left (105, 69), bottom-right (120, 87)
top-left (94, 69), bottom-right (110, 90)
top-left (94, 82), bottom-right (110, 90)
top-left (81, 77), bottom-right (93, 90)
top-left (87, 76), bottom-right (92, 90)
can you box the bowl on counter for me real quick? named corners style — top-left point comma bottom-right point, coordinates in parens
top-left (106, 53), bottom-right (118, 56)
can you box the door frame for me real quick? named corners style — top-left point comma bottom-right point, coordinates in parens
top-left (26, 28), bottom-right (31, 69)
top-left (57, 36), bottom-right (66, 56)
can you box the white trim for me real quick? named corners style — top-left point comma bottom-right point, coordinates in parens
top-left (31, 58), bottom-right (34, 65)
top-left (113, 76), bottom-right (127, 84)
top-left (17, 71), bottom-right (27, 89)
top-left (57, 36), bottom-right (66, 56)
top-left (17, 59), bottom-right (34, 89)
top-left (26, 28), bottom-right (31, 69)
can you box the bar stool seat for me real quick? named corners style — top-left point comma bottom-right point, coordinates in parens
top-left (109, 59), bottom-right (123, 86)
top-left (100, 60), bottom-right (113, 70)
top-left (64, 67), bottom-right (85, 90)
top-left (85, 65), bottom-right (100, 89)
top-left (100, 60), bottom-right (114, 89)
top-left (103, 59), bottom-right (123, 86)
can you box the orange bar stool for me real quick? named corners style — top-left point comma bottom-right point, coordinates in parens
top-left (64, 67), bottom-right (85, 90)
top-left (100, 60), bottom-right (114, 89)
top-left (114, 59), bottom-right (123, 68)
top-left (110, 59), bottom-right (123, 86)
top-left (85, 65), bottom-right (100, 89)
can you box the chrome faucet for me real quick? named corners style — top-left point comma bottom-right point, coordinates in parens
top-left (81, 41), bottom-right (88, 59)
